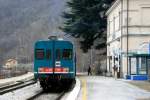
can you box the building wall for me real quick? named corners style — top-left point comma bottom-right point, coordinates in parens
top-left (107, 0), bottom-right (121, 74)
top-left (121, 36), bottom-right (150, 77)
top-left (107, 0), bottom-right (121, 42)
top-left (122, 0), bottom-right (150, 35)
top-left (107, 0), bottom-right (150, 41)
top-left (107, 0), bottom-right (150, 77)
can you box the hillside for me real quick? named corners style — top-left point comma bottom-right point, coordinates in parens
top-left (0, 0), bottom-right (66, 64)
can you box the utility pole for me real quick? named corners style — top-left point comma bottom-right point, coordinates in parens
top-left (90, 46), bottom-right (93, 66)
top-left (127, 0), bottom-right (129, 75)
top-left (82, 54), bottom-right (85, 72)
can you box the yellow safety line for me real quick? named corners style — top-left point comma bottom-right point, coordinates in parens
top-left (82, 79), bottom-right (87, 100)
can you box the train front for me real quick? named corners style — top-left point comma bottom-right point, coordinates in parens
top-left (34, 39), bottom-right (76, 89)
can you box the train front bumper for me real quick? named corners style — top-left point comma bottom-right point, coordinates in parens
top-left (34, 72), bottom-right (75, 80)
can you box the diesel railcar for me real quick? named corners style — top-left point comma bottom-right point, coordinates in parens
top-left (34, 37), bottom-right (76, 90)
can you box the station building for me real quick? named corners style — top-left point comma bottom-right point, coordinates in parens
top-left (106, 0), bottom-right (150, 80)
top-left (4, 59), bottom-right (18, 69)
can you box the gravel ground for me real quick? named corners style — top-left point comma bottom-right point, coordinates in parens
top-left (0, 81), bottom-right (76, 100)
top-left (0, 82), bottom-right (42, 100)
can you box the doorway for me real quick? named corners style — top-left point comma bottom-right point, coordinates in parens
top-left (147, 59), bottom-right (150, 79)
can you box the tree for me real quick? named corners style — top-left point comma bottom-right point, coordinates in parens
top-left (61, 0), bottom-right (114, 53)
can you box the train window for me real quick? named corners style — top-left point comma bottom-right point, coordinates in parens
top-left (62, 49), bottom-right (72, 60)
top-left (35, 49), bottom-right (44, 60)
top-left (56, 49), bottom-right (61, 60)
top-left (46, 49), bottom-right (51, 59)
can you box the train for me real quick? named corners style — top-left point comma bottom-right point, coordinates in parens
top-left (34, 36), bottom-right (76, 90)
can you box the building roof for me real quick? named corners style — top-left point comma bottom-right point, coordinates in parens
top-left (106, 0), bottom-right (121, 16)
top-left (6, 59), bottom-right (17, 63)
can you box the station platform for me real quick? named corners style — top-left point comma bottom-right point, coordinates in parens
top-left (76, 76), bottom-right (150, 100)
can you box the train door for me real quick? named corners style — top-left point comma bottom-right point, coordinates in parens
top-left (54, 41), bottom-right (63, 73)
top-left (46, 41), bottom-right (53, 71)
top-left (55, 48), bottom-right (61, 67)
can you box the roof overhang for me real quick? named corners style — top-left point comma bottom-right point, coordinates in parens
top-left (106, 0), bottom-right (121, 16)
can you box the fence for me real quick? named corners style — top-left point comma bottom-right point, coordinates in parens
top-left (0, 63), bottom-right (33, 79)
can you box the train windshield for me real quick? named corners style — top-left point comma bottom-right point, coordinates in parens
top-left (62, 49), bottom-right (72, 60)
top-left (35, 49), bottom-right (44, 59)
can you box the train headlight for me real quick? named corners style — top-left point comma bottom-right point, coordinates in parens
top-left (38, 67), bottom-right (53, 72)
top-left (38, 68), bottom-right (44, 72)
top-left (63, 68), bottom-right (69, 72)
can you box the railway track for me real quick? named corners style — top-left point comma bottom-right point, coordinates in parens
top-left (0, 79), bottom-right (36, 95)
top-left (27, 81), bottom-right (76, 100)
top-left (26, 85), bottom-right (67, 100)
top-left (27, 90), bottom-right (43, 100)
top-left (27, 90), bottom-right (65, 100)
top-left (0, 78), bottom-right (76, 100)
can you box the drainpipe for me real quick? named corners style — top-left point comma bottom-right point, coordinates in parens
top-left (120, 0), bottom-right (123, 77)
top-left (127, 0), bottom-right (129, 75)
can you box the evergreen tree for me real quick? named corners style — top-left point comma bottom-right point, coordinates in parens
top-left (61, 0), bottom-right (114, 53)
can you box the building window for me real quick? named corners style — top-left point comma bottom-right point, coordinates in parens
top-left (141, 7), bottom-right (150, 26)
top-left (113, 17), bottom-right (115, 33)
top-left (115, 16), bottom-right (120, 31)
top-left (130, 57), bottom-right (137, 74)
top-left (118, 12), bottom-right (121, 30)
top-left (110, 20), bottom-right (113, 36)
top-left (112, 17), bottom-right (116, 39)
top-left (107, 21), bottom-right (110, 37)
top-left (139, 57), bottom-right (147, 74)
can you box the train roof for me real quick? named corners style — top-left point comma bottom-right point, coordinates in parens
top-left (35, 40), bottom-right (73, 46)
top-left (36, 39), bottom-right (72, 43)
